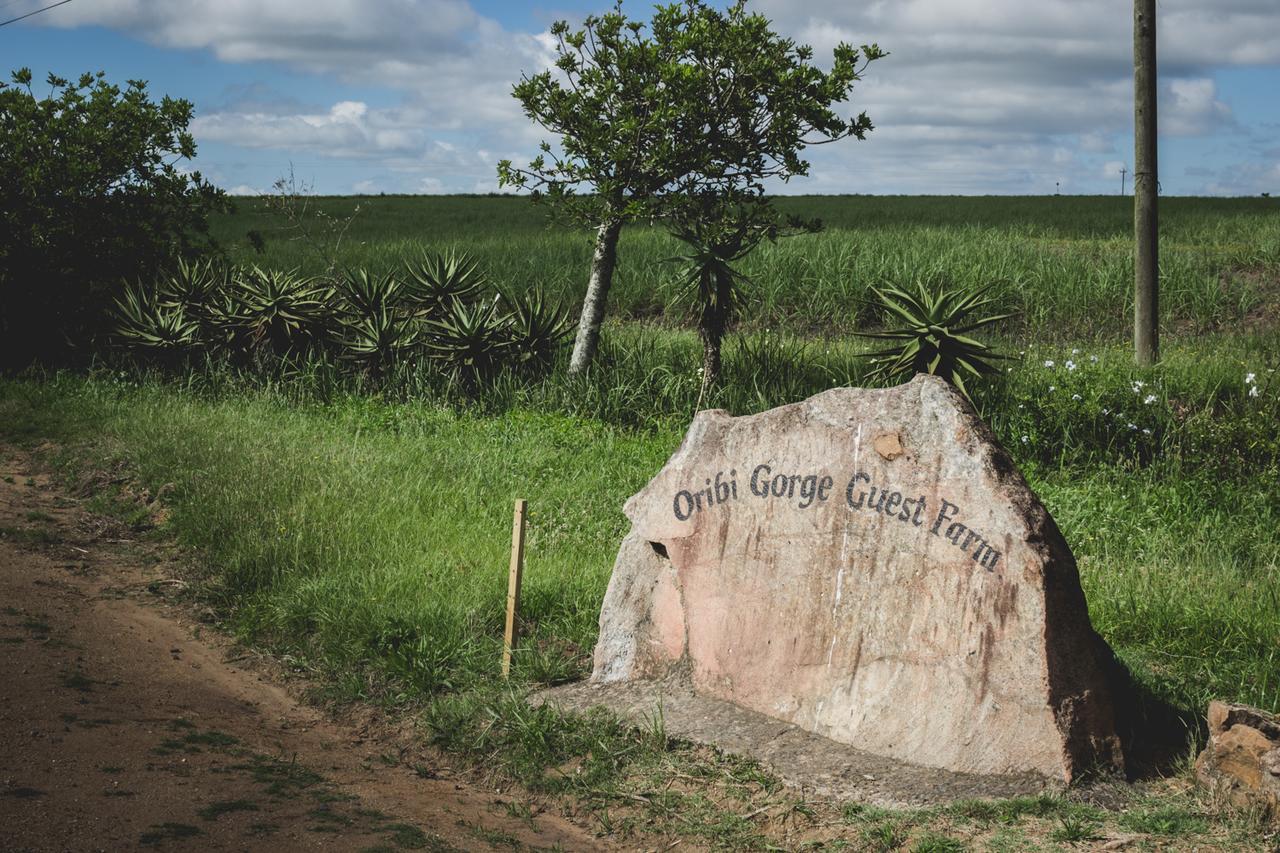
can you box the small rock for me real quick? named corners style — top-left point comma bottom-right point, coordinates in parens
top-left (1195, 700), bottom-right (1280, 820)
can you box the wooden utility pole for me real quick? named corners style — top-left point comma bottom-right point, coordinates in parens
top-left (1133, 0), bottom-right (1159, 366)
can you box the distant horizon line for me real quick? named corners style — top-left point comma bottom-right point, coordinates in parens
top-left (221, 191), bottom-right (1276, 200)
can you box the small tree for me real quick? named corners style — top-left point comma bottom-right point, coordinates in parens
top-left (499, 0), bottom-right (882, 376)
top-left (658, 1), bottom-right (883, 400)
top-left (0, 69), bottom-right (225, 368)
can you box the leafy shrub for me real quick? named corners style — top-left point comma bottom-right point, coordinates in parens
top-left (0, 69), bottom-right (225, 368)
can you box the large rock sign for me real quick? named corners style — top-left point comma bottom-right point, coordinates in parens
top-left (593, 376), bottom-right (1125, 782)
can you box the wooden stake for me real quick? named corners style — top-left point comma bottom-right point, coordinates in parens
top-left (502, 498), bottom-right (528, 678)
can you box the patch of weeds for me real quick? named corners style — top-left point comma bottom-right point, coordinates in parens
top-left (465, 821), bottom-right (522, 849)
top-left (103, 788), bottom-right (137, 797)
top-left (2, 475), bottom-right (13, 483)
top-left (183, 730), bottom-right (239, 750)
top-left (25, 510), bottom-right (56, 523)
top-left (984, 826), bottom-right (1036, 852)
top-left (232, 754), bottom-right (323, 797)
top-left (168, 718), bottom-right (197, 730)
top-left (1049, 812), bottom-right (1102, 844)
top-left (413, 763), bottom-right (437, 779)
top-left (1, 787), bottom-right (45, 799)
top-left (947, 793), bottom-right (1063, 826)
top-left (910, 832), bottom-right (966, 853)
top-left (501, 800), bottom-right (534, 825)
top-left (197, 798), bottom-right (260, 821)
top-left (61, 713), bottom-right (112, 729)
top-left (247, 821), bottom-right (280, 837)
top-left (308, 804), bottom-right (355, 828)
top-left (862, 818), bottom-right (908, 851)
top-left (0, 524), bottom-right (59, 545)
top-left (20, 615), bottom-right (51, 634)
top-left (1118, 803), bottom-right (1208, 835)
top-left (59, 670), bottom-right (95, 692)
top-left (139, 822), bottom-right (203, 845)
top-left (100, 765), bottom-right (124, 774)
top-left (383, 821), bottom-right (453, 850)
top-left (356, 807), bottom-right (388, 820)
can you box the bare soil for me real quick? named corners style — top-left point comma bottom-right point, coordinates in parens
top-left (0, 446), bottom-right (604, 852)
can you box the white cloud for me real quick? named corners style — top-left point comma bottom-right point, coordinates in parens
top-left (36, 0), bottom-right (1280, 194)
top-left (224, 184), bottom-right (263, 196)
top-left (193, 101), bottom-right (427, 158)
top-left (757, 0), bottom-right (1276, 193)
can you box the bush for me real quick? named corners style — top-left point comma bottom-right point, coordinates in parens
top-left (0, 69), bottom-right (226, 368)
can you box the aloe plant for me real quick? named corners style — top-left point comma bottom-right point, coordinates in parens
top-left (112, 284), bottom-right (201, 359)
top-left (856, 280), bottom-right (1013, 399)
top-left (224, 266), bottom-right (334, 356)
top-left (403, 250), bottom-right (486, 317)
top-left (500, 287), bottom-right (573, 373)
top-left (338, 268), bottom-right (405, 317)
top-left (426, 296), bottom-right (509, 386)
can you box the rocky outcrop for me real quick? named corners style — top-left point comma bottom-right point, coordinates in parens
top-left (591, 376), bottom-right (1125, 782)
top-left (1196, 701), bottom-right (1280, 818)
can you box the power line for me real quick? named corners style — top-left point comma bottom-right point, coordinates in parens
top-left (0, 0), bottom-right (73, 28)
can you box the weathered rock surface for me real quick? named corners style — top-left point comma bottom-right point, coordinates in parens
top-left (590, 376), bottom-right (1125, 782)
top-left (1196, 701), bottom-right (1280, 818)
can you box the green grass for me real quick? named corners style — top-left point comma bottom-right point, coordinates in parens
top-left (212, 194), bottom-right (1280, 342)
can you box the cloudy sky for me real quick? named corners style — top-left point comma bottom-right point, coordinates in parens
top-left (7, 0), bottom-right (1279, 196)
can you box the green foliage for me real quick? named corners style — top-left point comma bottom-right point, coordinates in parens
top-left (110, 252), bottom-right (574, 384)
top-left (499, 0), bottom-right (883, 373)
top-left (857, 280), bottom-right (1013, 399)
top-left (0, 68), bottom-right (225, 367)
top-left (499, 1), bottom-right (882, 222)
top-left (112, 285), bottom-right (202, 358)
top-left (402, 250), bottom-right (486, 316)
top-left (226, 267), bottom-right (333, 357)
top-left (426, 296), bottom-right (511, 386)
top-left (500, 288), bottom-right (574, 373)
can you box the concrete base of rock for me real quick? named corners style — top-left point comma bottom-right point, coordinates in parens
top-left (535, 672), bottom-right (1057, 808)
top-left (1196, 701), bottom-right (1280, 820)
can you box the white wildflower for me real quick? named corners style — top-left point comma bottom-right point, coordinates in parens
top-left (1131, 380), bottom-right (1145, 393)
top-left (1072, 394), bottom-right (1082, 401)
top-left (1142, 428), bottom-right (1152, 435)
top-left (1128, 423), bottom-right (1137, 430)
top-left (1090, 355), bottom-right (1099, 363)
top-left (1249, 385), bottom-right (1260, 398)
top-left (1021, 435), bottom-right (1029, 444)
top-left (1048, 385), bottom-right (1056, 392)
top-left (1043, 359), bottom-right (1055, 368)
top-left (1065, 360), bottom-right (1077, 371)
top-left (1101, 407), bottom-right (1110, 415)
top-left (1144, 394), bottom-right (1157, 405)
top-left (1246, 372), bottom-right (1257, 384)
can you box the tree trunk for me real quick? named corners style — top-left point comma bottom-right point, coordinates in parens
top-left (1133, 0), bottom-right (1159, 366)
top-left (567, 218), bottom-right (624, 376)
top-left (696, 270), bottom-right (730, 408)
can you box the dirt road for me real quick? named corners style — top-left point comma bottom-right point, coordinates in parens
top-left (0, 446), bottom-right (603, 852)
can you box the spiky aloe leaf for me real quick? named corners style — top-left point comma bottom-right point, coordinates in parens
top-left (855, 279), bottom-right (1015, 399)
top-left (403, 250), bottom-right (486, 317)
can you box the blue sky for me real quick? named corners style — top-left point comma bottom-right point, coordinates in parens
top-left (6, 0), bottom-right (1279, 196)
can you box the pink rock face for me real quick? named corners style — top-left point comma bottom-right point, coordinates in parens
top-left (592, 376), bottom-right (1124, 782)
